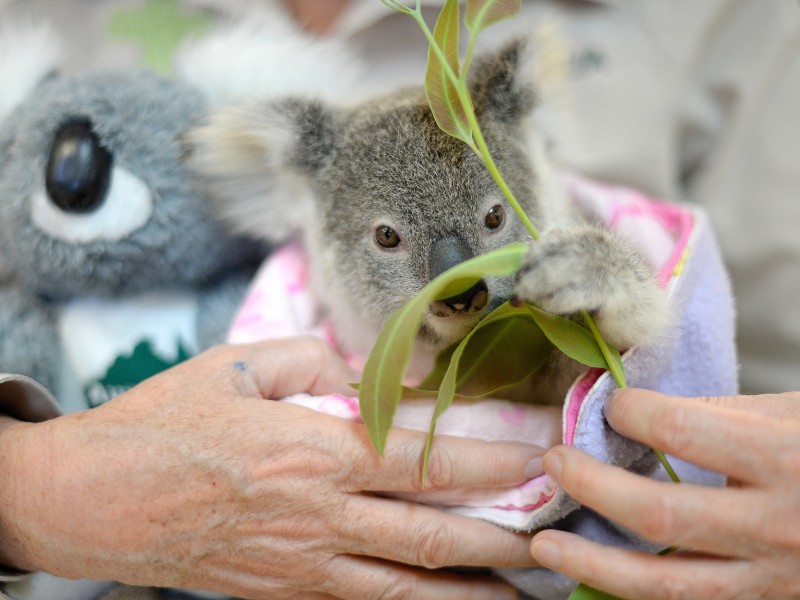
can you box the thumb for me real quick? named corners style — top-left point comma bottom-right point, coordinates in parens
top-left (235, 336), bottom-right (359, 400)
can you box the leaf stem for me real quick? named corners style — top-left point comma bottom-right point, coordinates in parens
top-left (584, 312), bottom-right (681, 483)
top-left (401, 4), bottom-right (540, 241)
top-left (466, 110), bottom-right (540, 240)
top-left (583, 312), bottom-right (624, 388)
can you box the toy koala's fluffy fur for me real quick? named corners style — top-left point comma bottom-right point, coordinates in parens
top-left (187, 39), bottom-right (671, 403)
top-left (0, 7), bottom-right (366, 415)
top-left (0, 21), bottom-right (263, 406)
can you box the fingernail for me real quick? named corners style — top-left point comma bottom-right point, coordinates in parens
top-left (524, 456), bottom-right (544, 479)
top-left (543, 452), bottom-right (562, 480)
top-left (531, 539), bottom-right (562, 569)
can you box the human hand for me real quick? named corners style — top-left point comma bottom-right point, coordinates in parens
top-left (530, 388), bottom-right (800, 600)
top-left (0, 337), bottom-right (543, 600)
top-left (282, 0), bottom-right (352, 34)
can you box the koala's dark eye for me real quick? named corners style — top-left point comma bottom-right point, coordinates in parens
top-left (484, 204), bottom-right (505, 230)
top-left (375, 225), bottom-right (401, 248)
top-left (45, 118), bottom-right (113, 213)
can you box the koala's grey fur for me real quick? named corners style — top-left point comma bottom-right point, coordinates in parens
top-left (187, 40), bottom-right (670, 402)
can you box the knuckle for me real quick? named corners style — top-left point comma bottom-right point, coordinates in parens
top-left (655, 575), bottom-right (693, 600)
top-left (560, 454), bottom-right (595, 500)
top-left (203, 342), bottom-right (237, 362)
top-left (653, 405), bottom-right (693, 456)
top-left (296, 334), bottom-right (334, 362)
top-left (696, 394), bottom-right (729, 409)
top-left (423, 446), bottom-right (458, 490)
top-left (372, 572), bottom-right (415, 600)
top-left (638, 494), bottom-right (679, 544)
top-left (413, 523), bottom-right (457, 569)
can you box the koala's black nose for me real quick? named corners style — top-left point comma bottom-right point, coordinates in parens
top-left (428, 236), bottom-right (474, 280)
top-left (428, 235), bottom-right (488, 317)
top-left (430, 279), bottom-right (489, 317)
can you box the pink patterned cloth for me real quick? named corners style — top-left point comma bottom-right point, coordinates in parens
top-left (228, 173), bottom-right (720, 530)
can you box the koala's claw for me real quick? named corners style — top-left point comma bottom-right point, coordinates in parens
top-left (512, 225), bottom-right (670, 350)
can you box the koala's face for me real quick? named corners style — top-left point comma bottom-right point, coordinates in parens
top-left (187, 39), bottom-right (544, 351)
top-left (310, 96), bottom-right (538, 347)
top-left (0, 70), bottom-right (253, 299)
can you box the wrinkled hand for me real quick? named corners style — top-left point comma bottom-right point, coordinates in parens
top-left (531, 388), bottom-right (800, 600)
top-left (0, 337), bottom-right (543, 600)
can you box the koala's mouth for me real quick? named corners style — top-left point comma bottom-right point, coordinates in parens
top-left (429, 279), bottom-right (489, 318)
top-left (420, 279), bottom-right (494, 347)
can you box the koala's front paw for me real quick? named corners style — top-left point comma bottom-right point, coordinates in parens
top-left (512, 225), bottom-right (670, 350)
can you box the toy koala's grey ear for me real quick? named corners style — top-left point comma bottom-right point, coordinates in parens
top-left (184, 98), bottom-right (339, 243)
top-left (0, 21), bottom-right (63, 125)
top-left (468, 38), bottom-right (538, 125)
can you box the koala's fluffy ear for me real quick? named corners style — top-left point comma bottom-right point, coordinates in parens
top-left (184, 98), bottom-right (339, 243)
top-left (468, 38), bottom-right (538, 125)
top-left (176, 17), bottom-right (362, 108)
top-left (0, 21), bottom-right (62, 125)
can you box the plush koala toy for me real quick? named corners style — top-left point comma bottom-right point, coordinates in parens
top-left (0, 22), bottom-right (262, 414)
top-left (186, 39), bottom-right (670, 404)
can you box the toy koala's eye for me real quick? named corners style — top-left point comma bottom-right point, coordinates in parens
top-left (484, 204), bottom-right (505, 230)
top-left (375, 225), bottom-right (401, 248)
top-left (45, 119), bottom-right (113, 213)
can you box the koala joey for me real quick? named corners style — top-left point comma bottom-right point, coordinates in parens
top-left (187, 39), bottom-right (670, 403)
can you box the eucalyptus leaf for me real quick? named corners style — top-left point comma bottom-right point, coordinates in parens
top-left (432, 304), bottom-right (535, 423)
top-left (381, 0), bottom-right (418, 16)
top-left (421, 303), bottom-right (553, 479)
top-left (527, 305), bottom-right (610, 369)
top-left (359, 242), bottom-right (528, 454)
top-left (465, 0), bottom-right (521, 34)
top-left (417, 342), bottom-right (458, 390)
top-left (425, 0), bottom-right (473, 145)
top-left (568, 583), bottom-right (624, 600)
top-left (451, 303), bottom-right (551, 395)
top-left (583, 311), bottom-right (625, 386)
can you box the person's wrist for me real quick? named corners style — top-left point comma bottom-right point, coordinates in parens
top-left (0, 416), bottom-right (54, 573)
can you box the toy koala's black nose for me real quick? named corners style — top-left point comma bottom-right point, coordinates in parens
top-left (430, 279), bottom-right (489, 317)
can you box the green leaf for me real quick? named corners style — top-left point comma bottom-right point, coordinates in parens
top-left (527, 305), bottom-right (610, 369)
top-left (568, 583), bottom-right (624, 600)
top-left (359, 242), bottom-right (528, 455)
top-left (421, 303), bottom-right (553, 478)
top-left (465, 0), bottom-right (521, 34)
top-left (425, 0), bottom-right (474, 145)
top-left (582, 311), bottom-right (625, 386)
top-left (417, 342), bottom-right (459, 390)
top-left (381, 0), bottom-right (418, 16)
top-left (449, 303), bottom-right (552, 395)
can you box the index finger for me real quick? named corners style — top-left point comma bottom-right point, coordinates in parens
top-left (349, 425), bottom-right (546, 493)
top-left (694, 390), bottom-right (800, 420)
top-left (605, 388), bottom-right (780, 484)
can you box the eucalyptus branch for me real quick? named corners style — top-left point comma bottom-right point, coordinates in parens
top-left (389, 2), bottom-right (540, 240)
top-left (370, 6), bottom-right (686, 600)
